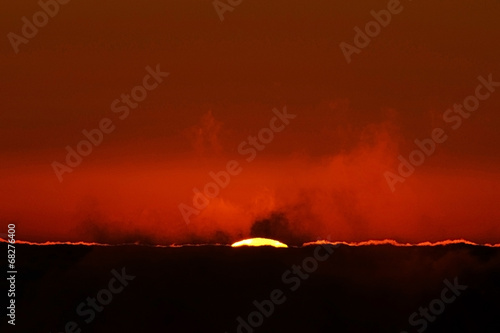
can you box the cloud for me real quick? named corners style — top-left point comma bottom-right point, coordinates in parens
top-left (185, 110), bottom-right (224, 157)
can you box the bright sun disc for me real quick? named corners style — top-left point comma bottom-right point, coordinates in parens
top-left (231, 237), bottom-right (288, 248)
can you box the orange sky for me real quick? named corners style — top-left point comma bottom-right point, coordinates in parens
top-left (1, 0), bottom-right (499, 244)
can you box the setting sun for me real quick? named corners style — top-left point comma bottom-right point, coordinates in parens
top-left (231, 238), bottom-right (288, 248)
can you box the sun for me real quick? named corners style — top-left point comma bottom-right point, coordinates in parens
top-left (231, 237), bottom-right (288, 248)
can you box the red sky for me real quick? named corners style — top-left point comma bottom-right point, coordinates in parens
top-left (1, 0), bottom-right (499, 244)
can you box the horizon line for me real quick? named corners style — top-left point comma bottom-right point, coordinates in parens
top-left (1, 238), bottom-right (500, 247)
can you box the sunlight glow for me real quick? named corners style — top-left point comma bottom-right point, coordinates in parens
top-left (231, 237), bottom-right (288, 248)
